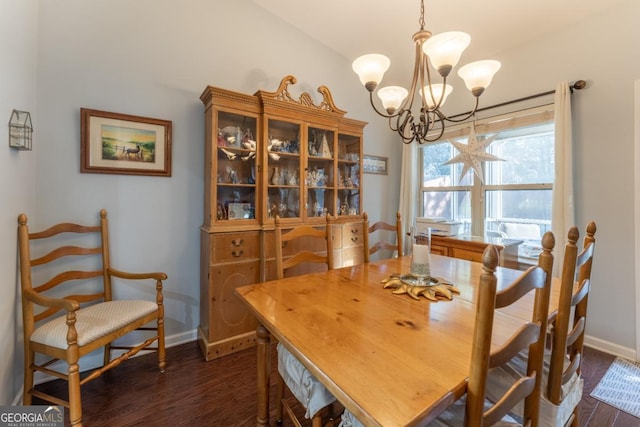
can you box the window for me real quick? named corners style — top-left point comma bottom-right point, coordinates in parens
top-left (420, 107), bottom-right (554, 262)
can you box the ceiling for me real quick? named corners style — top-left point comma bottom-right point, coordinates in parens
top-left (252, 0), bottom-right (626, 87)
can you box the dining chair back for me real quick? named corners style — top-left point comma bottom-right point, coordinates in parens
top-left (468, 243), bottom-right (552, 427)
top-left (273, 214), bottom-right (340, 426)
top-left (429, 237), bottom-right (553, 427)
top-left (546, 221), bottom-right (596, 426)
top-left (362, 211), bottom-right (403, 262)
top-left (274, 214), bottom-right (334, 279)
top-left (18, 210), bottom-right (166, 426)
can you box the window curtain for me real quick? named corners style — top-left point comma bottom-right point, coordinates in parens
top-left (551, 81), bottom-right (575, 276)
top-left (399, 142), bottom-right (418, 255)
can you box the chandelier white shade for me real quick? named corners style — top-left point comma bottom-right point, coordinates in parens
top-left (421, 83), bottom-right (453, 108)
top-left (457, 60), bottom-right (502, 95)
top-left (352, 0), bottom-right (501, 143)
top-left (352, 54), bottom-right (390, 90)
top-left (423, 31), bottom-right (470, 74)
top-left (377, 86), bottom-right (409, 113)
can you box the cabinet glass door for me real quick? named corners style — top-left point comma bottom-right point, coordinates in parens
top-left (266, 119), bottom-right (302, 220)
top-left (215, 111), bottom-right (258, 222)
top-left (337, 133), bottom-right (361, 216)
top-left (307, 127), bottom-right (335, 218)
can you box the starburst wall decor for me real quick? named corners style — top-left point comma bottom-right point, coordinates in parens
top-left (443, 123), bottom-right (503, 184)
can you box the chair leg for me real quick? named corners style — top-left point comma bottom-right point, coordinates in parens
top-left (275, 373), bottom-right (285, 424)
top-left (312, 414), bottom-right (323, 427)
top-left (571, 408), bottom-right (579, 427)
top-left (103, 343), bottom-right (111, 367)
top-left (23, 350), bottom-right (34, 405)
top-left (68, 360), bottom-right (83, 426)
top-left (157, 316), bottom-right (166, 372)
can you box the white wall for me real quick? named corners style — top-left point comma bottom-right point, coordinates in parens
top-left (0, 0), bottom-right (38, 404)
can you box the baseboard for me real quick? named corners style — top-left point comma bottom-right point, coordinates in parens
top-left (584, 334), bottom-right (637, 361)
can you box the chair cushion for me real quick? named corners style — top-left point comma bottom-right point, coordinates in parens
top-left (30, 300), bottom-right (158, 348)
top-left (339, 408), bottom-right (364, 427)
top-left (485, 351), bottom-right (583, 427)
top-left (277, 342), bottom-right (336, 419)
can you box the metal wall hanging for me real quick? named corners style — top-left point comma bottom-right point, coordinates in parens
top-left (9, 109), bottom-right (33, 150)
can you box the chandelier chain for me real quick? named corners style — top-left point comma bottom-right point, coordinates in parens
top-left (419, 0), bottom-right (425, 30)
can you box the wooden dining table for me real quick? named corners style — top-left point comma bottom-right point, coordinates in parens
top-left (236, 254), bottom-right (560, 427)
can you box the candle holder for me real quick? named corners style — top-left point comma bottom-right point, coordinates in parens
top-left (409, 225), bottom-right (431, 285)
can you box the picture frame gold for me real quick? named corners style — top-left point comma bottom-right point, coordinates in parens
top-left (363, 154), bottom-right (388, 175)
top-left (81, 108), bottom-right (172, 176)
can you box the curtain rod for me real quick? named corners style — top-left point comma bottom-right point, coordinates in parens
top-left (450, 79), bottom-right (587, 119)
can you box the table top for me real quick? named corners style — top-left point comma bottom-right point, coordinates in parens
top-left (236, 255), bottom-right (558, 426)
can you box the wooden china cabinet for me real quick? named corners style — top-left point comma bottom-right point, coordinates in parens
top-left (198, 76), bottom-right (367, 360)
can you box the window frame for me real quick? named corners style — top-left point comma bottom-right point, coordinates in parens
top-left (419, 105), bottom-right (555, 238)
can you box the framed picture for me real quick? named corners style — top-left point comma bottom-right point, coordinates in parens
top-left (362, 154), bottom-right (388, 175)
top-left (227, 202), bottom-right (253, 220)
top-left (81, 108), bottom-right (172, 176)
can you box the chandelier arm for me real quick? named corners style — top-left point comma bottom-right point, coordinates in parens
top-left (422, 52), bottom-right (447, 113)
top-left (415, 108), bottom-right (433, 141)
top-left (397, 110), bottom-right (415, 142)
top-left (438, 97), bottom-right (480, 123)
top-left (405, 38), bottom-right (425, 112)
top-left (397, 110), bottom-right (417, 143)
top-left (417, 112), bottom-right (446, 143)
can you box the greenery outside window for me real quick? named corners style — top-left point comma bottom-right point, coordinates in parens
top-left (420, 106), bottom-right (554, 262)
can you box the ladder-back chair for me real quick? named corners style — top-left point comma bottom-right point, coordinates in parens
top-left (545, 221), bottom-right (596, 426)
top-left (274, 214), bottom-right (340, 426)
top-left (18, 210), bottom-right (166, 426)
top-left (428, 242), bottom-right (553, 427)
top-left (362, 211), bottom-right (403, 263)
top-left (485, 223), bottom-right (596, 427)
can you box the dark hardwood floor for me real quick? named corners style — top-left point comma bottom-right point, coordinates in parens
top-left (33, 343), bottom-right (640, 426)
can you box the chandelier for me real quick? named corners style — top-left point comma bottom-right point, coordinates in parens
top-left (352, 0), bottom-right (501, 144)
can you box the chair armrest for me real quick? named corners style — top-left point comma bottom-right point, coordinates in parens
top-left (107, 267), bottom-right (167, 281)
top-left (23, 288), bottom-right (79, 312)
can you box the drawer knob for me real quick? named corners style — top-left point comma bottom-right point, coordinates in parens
top-left (351, 237), bottom-right (359, 242)
top-left (232, 249), bottom-right (244, 257)
top-left (231, 239), bottom-right (243, 246)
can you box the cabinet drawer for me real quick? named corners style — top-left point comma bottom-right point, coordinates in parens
top-left (341, 223), bottom-right (364, 248)
top-left (334, 246), bottom-right (365, 268)
top-left (211, 232), bottom-right (260, 263)
top-left (450, 247), bottom-right (484, 263)
top-left (431, 244), bottom-right (449, 257)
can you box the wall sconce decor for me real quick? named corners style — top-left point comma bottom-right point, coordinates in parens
top-left (9, 109), bottom-right (33, 151)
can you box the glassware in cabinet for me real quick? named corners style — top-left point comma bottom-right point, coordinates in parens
top-left (215, 111), bottom-right (258, 222)
top-left (337, 133), bottom-right (362, 216)
top-left (266, 119), bottom-right (302, 220)
top-left (307, 127), bottom-right (335, 218)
